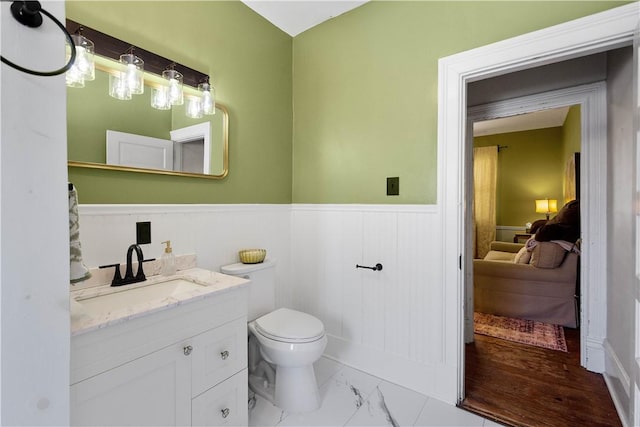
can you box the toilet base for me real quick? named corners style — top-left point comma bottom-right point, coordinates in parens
top-left (275, 365), bottom-right (321, 413)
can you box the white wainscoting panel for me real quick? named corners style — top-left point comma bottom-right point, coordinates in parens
top-left (291, 205), bottom-right (442, 396)
top-left (77, 204), bottom-right (445, 397)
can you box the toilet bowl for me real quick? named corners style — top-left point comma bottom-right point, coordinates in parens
top-left (220, 260), bottom-right (327, 413)
top-left (249, 308), bottom-right (327, 412)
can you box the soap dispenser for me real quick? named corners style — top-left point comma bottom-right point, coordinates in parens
top-left (160, 240), bottom-right (177, 276)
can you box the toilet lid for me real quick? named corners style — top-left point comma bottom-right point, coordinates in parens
top-left (255, 308), bottom-right (325, 343)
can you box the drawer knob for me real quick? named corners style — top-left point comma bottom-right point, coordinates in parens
top-left (220, 350), bottom-right (230, 360)
top-left (183, 345), bottom-right (193, 356)
top-left (221, 408), bottom-right (230, 418)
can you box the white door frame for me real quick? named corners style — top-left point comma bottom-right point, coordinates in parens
top-left (170, 122), bottom-right (212, 174)
top-left (437, 3), bottom-right (639, 405)
top-left (467, 82), bottom-right (607, 371)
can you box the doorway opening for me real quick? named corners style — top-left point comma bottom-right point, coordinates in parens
top-left (460, 100), bottom-right (622, 425)
top-left (436, 3), bottom-right (638, 423)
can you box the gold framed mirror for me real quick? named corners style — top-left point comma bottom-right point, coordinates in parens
top-left (67, 57), bottom-right (228, 179)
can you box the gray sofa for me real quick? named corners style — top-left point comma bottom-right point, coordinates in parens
top-left (473, 241), bottom-right (579, 328)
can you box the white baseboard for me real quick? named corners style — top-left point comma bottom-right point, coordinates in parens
top-left (586, 336), bottom-right (606, 373)
top-left (603, 339), bottom-right (630, 426)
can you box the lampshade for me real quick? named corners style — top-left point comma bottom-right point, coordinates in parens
top-left (150, 85), bottom-right (171, 110)
top-left (119, 53), bottom-right (144, 95)
top-left (162, 68), bottom-right (184, 106)
top-left (535, 199), bottom-right (558, 219)
top-left (66, 33), bottom-right (95, 88)
top-left (108, 72), bottom-right (131, 100)
top-left (198, 80), bottom-right (215, 115)
top-left (185, 96), bottom-right (203, 119)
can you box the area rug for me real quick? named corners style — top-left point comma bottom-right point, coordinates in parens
top-left (473, 312), bottom-right (567, 352)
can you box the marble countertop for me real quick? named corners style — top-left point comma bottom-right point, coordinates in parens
top-left (70, 268), bottom-right (249, 336)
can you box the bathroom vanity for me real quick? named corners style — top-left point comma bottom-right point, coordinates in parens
top-left (70, 268), bottom-right (249, 426)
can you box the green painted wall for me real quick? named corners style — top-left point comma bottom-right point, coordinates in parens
top-left (475, 128), bottom-right (564, 226)
top-left (66, 1), bottom-right (293, 204)
top-left (563, 105), bottom-right (582, 159)
top-left (562, 105), bottom-right (582, 202)
top-left (292, 1), bottom-right (627, 204)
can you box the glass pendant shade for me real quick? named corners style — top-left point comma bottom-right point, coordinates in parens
top-left (185, 96), bottom-right (203, 119)
top-left (120, 53), bottom-right (144, 95)
top-left (150, 86), bottom-right (171, 110)
top-left (65, 63), bottom-right (85, 88)
top-left (198, 81), bottom-right (216, 115)
top-left (109, 73), bottom-right (132, 100)
top-left (163, 69), bottom-right (184, 105)
top-left (66, 34), bottom-right (95, 87)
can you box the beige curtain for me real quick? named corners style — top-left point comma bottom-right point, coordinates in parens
top-left (564, 154), bottom-right (576, 204)
top-left (473, 146), bottom-right (498, 259)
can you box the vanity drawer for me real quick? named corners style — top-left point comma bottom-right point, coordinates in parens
top-left (191, 317), bottom-right (247, 397)
top-left (192, 369), bottom-right (248, 426)
top-left (71, 288), bottom-right (247, 384)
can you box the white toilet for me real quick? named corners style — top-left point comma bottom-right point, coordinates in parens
top-left (220, 259), bottom-right (327, 413)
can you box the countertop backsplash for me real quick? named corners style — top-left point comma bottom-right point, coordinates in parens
top-left (70, 254), bottom-right (197, 291)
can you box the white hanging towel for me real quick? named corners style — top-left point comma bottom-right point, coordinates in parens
top-left (69, 183), bottom-right (91, 283)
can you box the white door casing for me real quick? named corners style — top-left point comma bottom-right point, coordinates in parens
top-left (632, 12), bottom-right (640, 427)
top-left (170, 122), bottom-right (211, 175)
top-left (437, 3), bottom-right (640, 405)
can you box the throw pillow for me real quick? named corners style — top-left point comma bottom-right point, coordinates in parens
top-left (531, 242), bottom-right (567, 268)
top-left (514, 246), bottom-right (532, 264)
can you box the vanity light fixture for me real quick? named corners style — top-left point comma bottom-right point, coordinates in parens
top-left (66, 27), bottom-right (95, 88)
top-left (65, 20), bottom-right (214, 117)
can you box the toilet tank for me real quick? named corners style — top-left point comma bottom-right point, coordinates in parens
top-left (220, 259), bottom-right (276, 321)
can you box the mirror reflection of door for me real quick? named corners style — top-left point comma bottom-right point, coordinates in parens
top-left (106, 130), bottom-right (173, 170)
top-left (175, 138), bottom-right (205, 174)
top-left (170, 122), bottom-right (211, 174)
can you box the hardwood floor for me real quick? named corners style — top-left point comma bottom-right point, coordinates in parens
top-left (461, 328), bottom-right (621, 427)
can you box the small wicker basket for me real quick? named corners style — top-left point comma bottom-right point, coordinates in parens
top-left (239, 249), bottom-right (266, 264)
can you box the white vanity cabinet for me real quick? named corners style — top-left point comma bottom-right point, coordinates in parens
top-left (71, 286), bottom-right (248, 426)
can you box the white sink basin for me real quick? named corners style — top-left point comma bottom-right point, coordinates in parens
top-left (75, 278), bottom-right (206, 315)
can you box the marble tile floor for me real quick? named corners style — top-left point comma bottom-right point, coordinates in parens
top-left (249, 357), bottom-right (501, 427)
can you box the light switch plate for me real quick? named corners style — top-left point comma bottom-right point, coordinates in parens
top-left (387, 177), bottom-right (399, 196)
top-left (136, 221), bottom-right (151, 245)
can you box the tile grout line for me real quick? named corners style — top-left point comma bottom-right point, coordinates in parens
top-left (411, 396), bottom-right (431, 426)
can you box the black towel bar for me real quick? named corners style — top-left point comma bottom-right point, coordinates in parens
top-left (356, 263), bottom-right (383, 271)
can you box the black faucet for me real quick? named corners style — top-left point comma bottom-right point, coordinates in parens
top-left (99, 244), bottom-right (155, 287)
